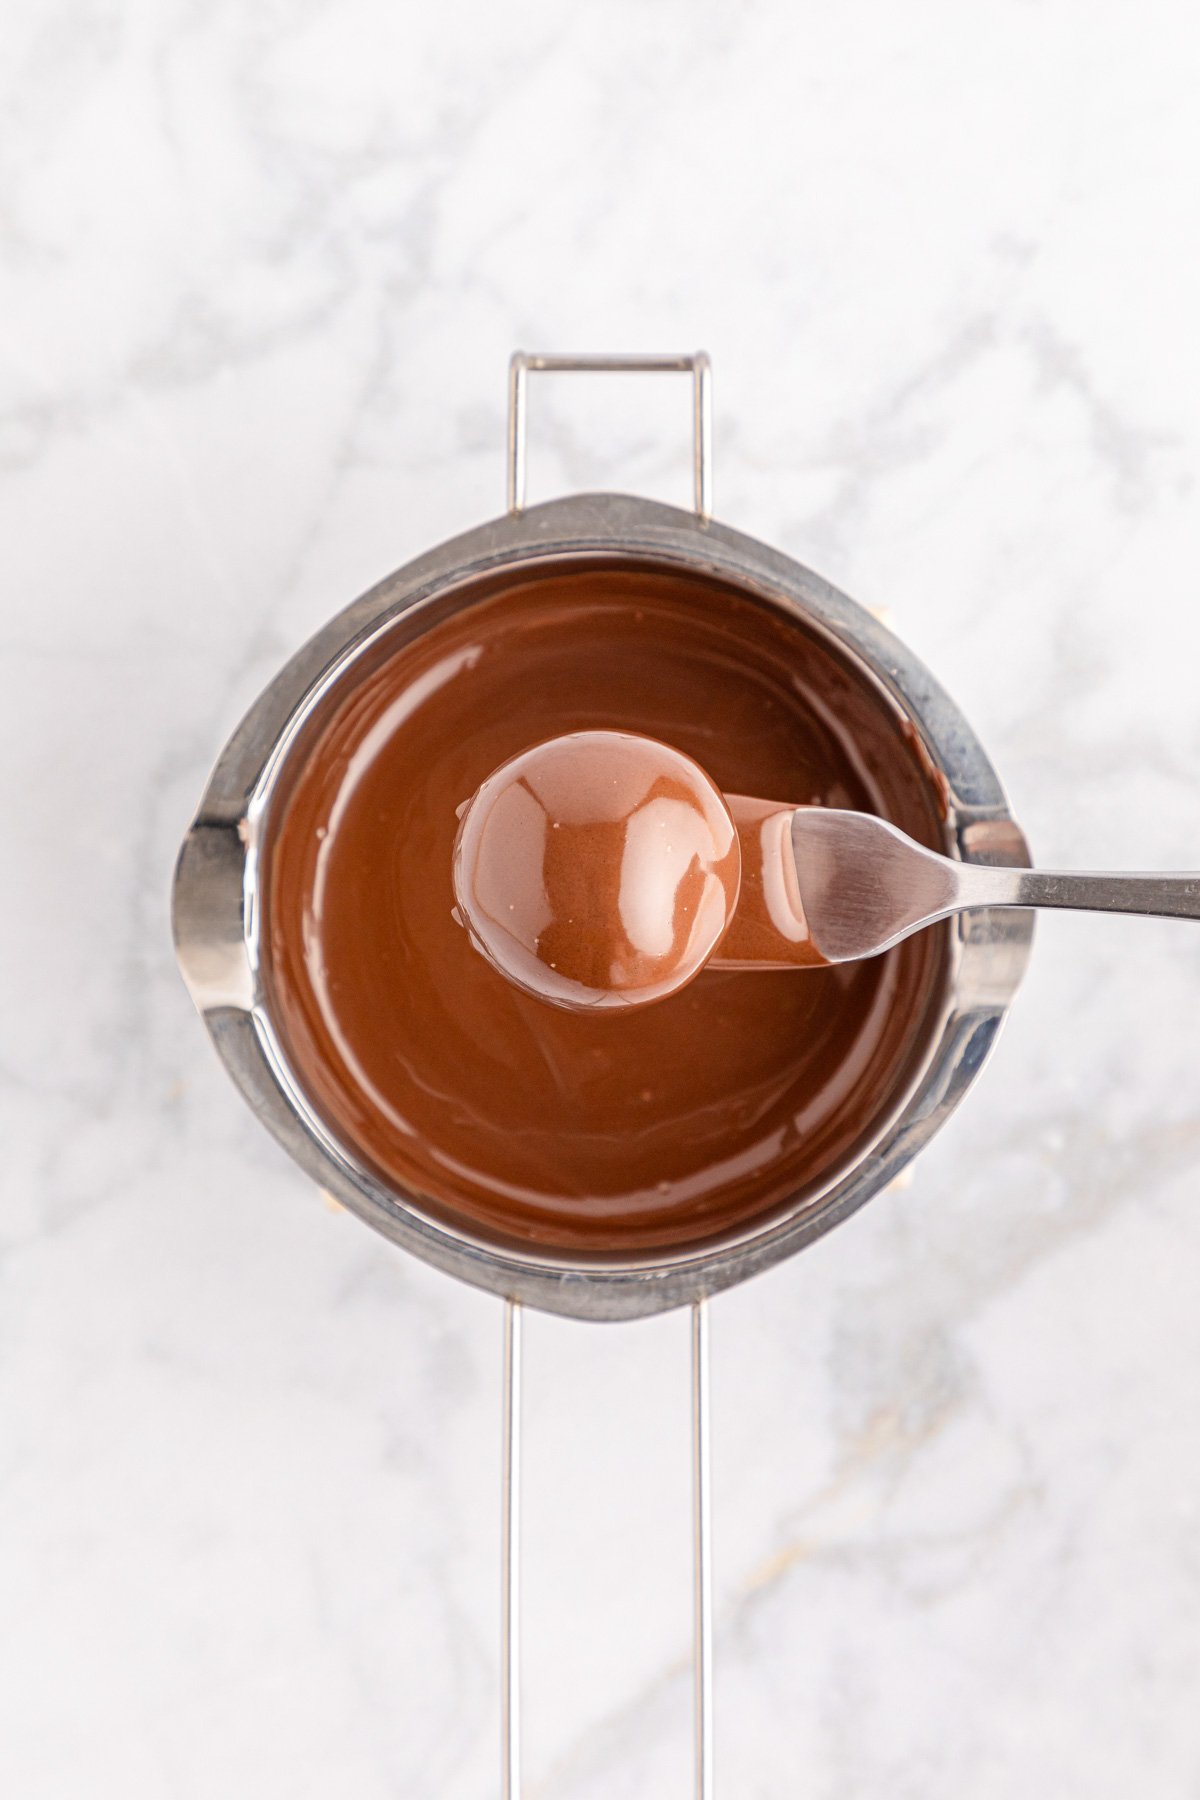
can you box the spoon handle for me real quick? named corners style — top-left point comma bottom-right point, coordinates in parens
top-left (957, 863), bottom-right (1200, 922)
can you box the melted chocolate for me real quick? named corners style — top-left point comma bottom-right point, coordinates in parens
top-left (263, 561), bottom-right (950, 1256)
top-left (718, 795), bottom-right (828, 970)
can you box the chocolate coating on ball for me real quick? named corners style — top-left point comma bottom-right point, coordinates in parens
top-left (454, 731), bottom-right (741, 1010)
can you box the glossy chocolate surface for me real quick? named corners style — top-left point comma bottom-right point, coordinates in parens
top-left (453, 730), bottom-right (742, 1010)
top-left (262, 561), bottom-right (951, 1256)
top-left (719, 794), bottom-right (829, 971)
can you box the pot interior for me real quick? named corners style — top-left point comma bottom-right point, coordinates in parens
top-left (258, 555), bottom-right (954, 1263)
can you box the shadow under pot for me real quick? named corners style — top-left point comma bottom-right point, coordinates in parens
top-left (173, 499), bottom-right (1032, 1319)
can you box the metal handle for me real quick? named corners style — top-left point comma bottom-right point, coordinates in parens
top-left (507, 351), bottom-right (714, 518)
top-left (955, 863), bottom-right (1200, 920)
top-left (501, 1300), bottom-right (522, 1800)
top-left (500, 351), bottom-right (717, 1797)
top-left (501, 1296), bottom-right (714, 1799)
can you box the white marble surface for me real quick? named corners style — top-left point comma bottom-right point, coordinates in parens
top-left (4, 2), bottom-right (1200, 1794)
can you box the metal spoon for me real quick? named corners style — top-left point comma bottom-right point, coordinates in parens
top-left (792, 808), bottom-right (1200, 965)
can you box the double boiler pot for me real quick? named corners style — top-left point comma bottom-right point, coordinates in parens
top-left (173, 353), bottom-right (1034, 1796)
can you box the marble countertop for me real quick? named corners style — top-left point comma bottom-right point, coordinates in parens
top-left (4, 2), bottom-right (1200, 1794)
